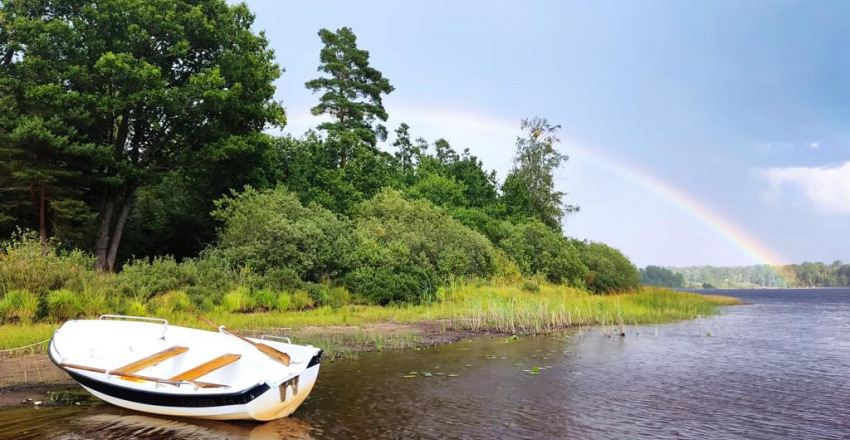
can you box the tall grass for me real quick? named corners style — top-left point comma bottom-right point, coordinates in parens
top-left (0, 283), bottom-right (740, 353)
top-left (438, 283), bottom-right (740, 334)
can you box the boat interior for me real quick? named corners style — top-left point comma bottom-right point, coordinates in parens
top-left (51, 317), bottom-right (317, 393)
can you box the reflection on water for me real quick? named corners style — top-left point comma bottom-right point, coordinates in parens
top-left (2, 288), bottom-right (849, 439)
top-left (0, 403), bottom-right (315, 440)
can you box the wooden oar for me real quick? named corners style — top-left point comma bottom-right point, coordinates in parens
top-left (197, 315), bottom-right (291, 367)
top-left (59, 363), bottom-right (227, 388)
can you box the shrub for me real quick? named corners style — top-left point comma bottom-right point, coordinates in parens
top-left (343, 266), bottom-right (436, 305)
top-left (450, 207), bottom-right (514, 244)
top-left (116, 256), bottom-right (199, 299)
top-left (275, 292), bottom-right (293, 312)
top-left (573, 240), bottom-right (640, 294)
top-left (80, 289), bottom-right (109, 317)
top-left (222, 287), bottom-right (254, 313)
top-left (0, 232), bottom-right (96, 296)
top-left (328, 286), bottom-right (351, 309)
top-left (499, 220), bottom-right (588, 286)
top-left (492, 249), bottom-right (523, 284)
top-left (0, 289), bottom-right (40, 324)
top-left (47, 289), bottom-right (83, 321)
top-left (149, 290), bottom-right (193, 315)
top-left (346, 189), bottom-right (494, 303)
top-left (125, 299), bottom-right (148, 316)
top-left (290, 290), bottom-right (314, 311)
top-left (185, 286), bottom-right (221, 311)
top-left (521, 281), bottom-right (541, 293)
top-left (252, 288), bottom-right (278, 311)
top-left (212, 186), bottom-right (352, 280)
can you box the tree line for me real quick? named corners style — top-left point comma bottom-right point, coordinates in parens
top-left (0, 0), bottom-right (641, 311)
top-left (642, 262), bottom-right (850, 289)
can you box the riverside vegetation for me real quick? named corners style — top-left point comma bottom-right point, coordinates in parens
top-left (0, 0), bottom-right (739, 362)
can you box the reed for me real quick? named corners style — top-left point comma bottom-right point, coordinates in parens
top-left (0, 283), bottom-right (740, 355)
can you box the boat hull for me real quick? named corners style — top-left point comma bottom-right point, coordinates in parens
top-left (48, 318), bottom-right (323, 421)
top-left (73, 362), bottom-right (320, 421)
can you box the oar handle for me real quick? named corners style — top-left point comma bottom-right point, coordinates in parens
top-left (197, 315), bottom-right (291, 367)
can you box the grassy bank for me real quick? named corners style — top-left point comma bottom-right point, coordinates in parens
top-left (0, 284), bottom-right (741, 358)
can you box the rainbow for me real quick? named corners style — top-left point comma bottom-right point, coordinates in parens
top-left (570, 144), bottom-right (787, 263)
top-left (568, 143), bottom-right (792, 284)
top-left (384, 106), bottom-right (792, 282)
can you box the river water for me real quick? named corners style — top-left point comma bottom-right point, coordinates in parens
top-left (1, 288), bottom-right (848, 439)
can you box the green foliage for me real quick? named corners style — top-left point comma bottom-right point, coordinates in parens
top-left (328, 287), bottom-right (351, 309)
top-left (0, 232), bottom-right (97, 296)
top-left (251, 289), bottom-right (278, 312)
top-left (450, 207), bottom-right (513, 244)
top-left (46, 289), bottom-right (83, 321)
top-left (0, 289), bottom-right (40, 324)
top-left (305, 27), bottom-right (394, 150)
top-left (290, 290), bottom-right (315, 311)
top-left (521, 281), bottom-right (541, 293)
top-left (345, 189), bottom-right (495, 304)
top-left (670, 262), bottom-right (850, 289)
top-left (407, 173), bottom-right (467, 207)
top-left (213, 186), bottom-right (351, 280)
top-left (344, 266), bottom-right (435, 305)
top-left (275, 293), bottom-right (293, 312)
top-left (573, 241), bottom-right (640, 294)
top-left (640, 266), bottom-right (685, 288)
top-left (502, 117), bottom-right (577, 230)
top-left (116, 256), bottom-right (198, 299)
top-left (499, 220), bottom-right (587, 285)
top-left (0, 0), bottom-right (285, 271)
top-left (148, 290), bottom-right (193, 315)
top-left (222, 287), bottom-right (254, 313)
top-left (491, 249), bottom-right (524, 284)
top-left (125, 299), bottom-right (148, 317)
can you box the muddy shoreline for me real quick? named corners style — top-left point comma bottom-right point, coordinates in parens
top-left (0, 320), bottom-right (483, 408)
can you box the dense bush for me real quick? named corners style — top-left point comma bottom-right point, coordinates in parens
top-left (0, 289), bottom-right (39, 324)
top-left (212, 186), bottom-right (352, 280)
top-left (46, 289), bottom-right (83, 321)
top-left (573, 240), bottom-right (640, 293)
top-left (344, 189), bottom-right (495, 303)
top-left (0, 233), bottom-right (97, 296)
top-left (499, 220), bottom-right (588, 286)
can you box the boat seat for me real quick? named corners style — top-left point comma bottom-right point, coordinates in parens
top-left (171, 354), bottom-right (242, 381)
top-left (111, 346), bottom-right (189, 375)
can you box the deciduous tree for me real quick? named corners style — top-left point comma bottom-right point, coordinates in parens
top-left (0, 0), bottom-right (284, 271)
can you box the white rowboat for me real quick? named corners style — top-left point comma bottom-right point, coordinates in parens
top-left (48, 315), bottom-right (322, 421)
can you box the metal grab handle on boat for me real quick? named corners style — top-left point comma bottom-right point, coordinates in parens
top-left (99, 315), bottom-right (169, 325)
top-left (261, 335), bottom-right (292, 344)
top-left (99, 315), bottom-right (169, 339)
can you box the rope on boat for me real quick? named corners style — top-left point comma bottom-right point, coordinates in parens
top-left (0, 338), bottom-right (50, 353)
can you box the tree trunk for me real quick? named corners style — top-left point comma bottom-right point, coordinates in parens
top-left (94, 198), bottom-right (115, 272)
top-left (94, 186), bottom-right (136, 273)
top-left (39, 184), bottom-right (48, 255)
top-left (105, 190), bottom-right (133, 271)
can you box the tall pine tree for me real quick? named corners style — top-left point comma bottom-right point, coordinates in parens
top-left (306, 27), bottom-right (394, 167)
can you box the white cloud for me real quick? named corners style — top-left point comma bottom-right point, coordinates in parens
top-left (810, 142), bottom-right (820, 149)
top-left (758, 161), bottom-right (850, 215)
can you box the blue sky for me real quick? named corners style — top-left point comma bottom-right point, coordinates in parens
top-left (241, 0), bottom-right (849, 267)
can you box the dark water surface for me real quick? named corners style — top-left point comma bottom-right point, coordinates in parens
top-left (2, 288), bottom-right (849, 439)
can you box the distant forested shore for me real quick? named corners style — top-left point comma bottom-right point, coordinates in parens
top-left (641, 263), bottom-right (850, 289)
